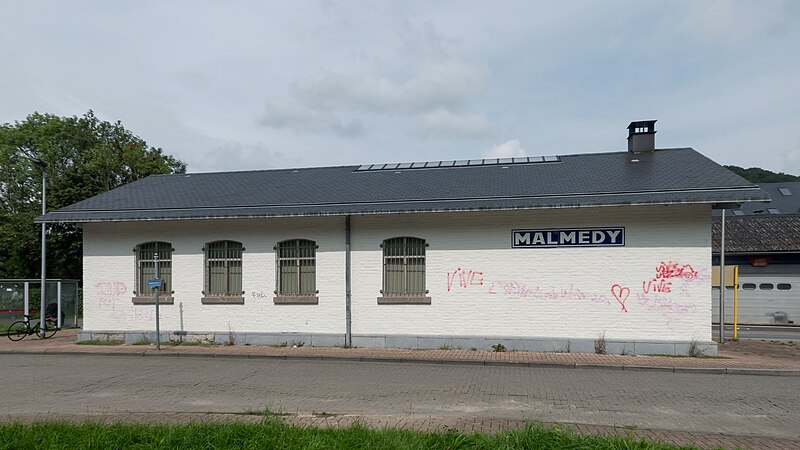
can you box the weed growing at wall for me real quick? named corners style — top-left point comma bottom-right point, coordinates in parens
top-left (594, 332), bottom-right (607, 354)
top-left (225, 322), bottom-right (236, 346)
top-left (688, 339), bottom-right (704, 357)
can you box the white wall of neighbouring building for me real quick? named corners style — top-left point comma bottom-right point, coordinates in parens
top-left (81, 204), bottom-right (712, 348)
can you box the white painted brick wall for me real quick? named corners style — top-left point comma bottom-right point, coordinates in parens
top-left (83, 216), bottom-right (345, 334)
top-left (350, 204), bottom-right (711, 342)
top-left (83, 204), bottom-right (712, 342)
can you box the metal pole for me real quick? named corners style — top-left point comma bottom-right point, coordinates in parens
top-left (74, 282), bottom-right (79, 328)
top-left (24, 282), bottom-right (29, 317)
top-left (155, 252), bottom-right (161, 350)
top-left (57, 281), bottom-right (62, 329)
top-left (345, 215), bottom-right (352, 347)
top-left (39, 167), bottom-right (47, 338)
top-left (719, 210), bottom-right (726, 344)
top-left (733, 265), bottom-right (739, 341)
top-left (179, 302), bottom-right (184, 343)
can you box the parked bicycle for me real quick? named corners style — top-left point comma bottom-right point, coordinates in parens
top-left (6, 314), bottom-right (59, 341)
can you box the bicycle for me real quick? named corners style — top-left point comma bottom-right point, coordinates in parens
top-left (6, 314), bottom-right (59, 341)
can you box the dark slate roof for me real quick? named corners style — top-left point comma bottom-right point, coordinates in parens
top-left (712, 214), bottom-right (800, 254)
top-left (39, 147), bottom-right (769, 223)
top-left (714, 181), bottom-right (800, 216)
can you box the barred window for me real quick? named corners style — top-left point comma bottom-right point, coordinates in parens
top-left (134, 242), bottom-right (172, 297)
top-left (204, 241), bottom-right (243, 296)
top-left (382, 237), bottom-right (426, 297)
top-left (276, 239), bottom-right (316, 296)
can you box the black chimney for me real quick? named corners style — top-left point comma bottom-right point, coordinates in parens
top-left (627, 120), bottom-right (656, 153)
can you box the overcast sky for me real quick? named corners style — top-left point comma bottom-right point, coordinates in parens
top-left (1, 1), bottom-right (798, 174)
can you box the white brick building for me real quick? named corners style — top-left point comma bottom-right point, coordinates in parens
top-left (41, 122), bottom-right (767, 355)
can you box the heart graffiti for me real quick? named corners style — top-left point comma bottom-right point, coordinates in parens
top-left (610, 284), bottom-right (630, 313)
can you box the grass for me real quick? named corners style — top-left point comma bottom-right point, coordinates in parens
top-left (76, 340), bottom-right (123, 346)
top-left (0, 418), bottom-right (687, 449)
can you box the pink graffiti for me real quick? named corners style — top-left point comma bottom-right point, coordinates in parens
top-left (610, 284), bottom-right (629, 312)
top-left (96, 281), bottom-right (127, 295)
top-left (97, 281), bottom-right (127, 310)
top-left (447, 268), bottom-right (484, 292)
top-left (636, 293), bottom-right (696, 324)
top-left (655, 262), bottom-right (698, 280)
top-left (110, 308), bottom-right (157, 323)
top-left (498, 282), bottom-right (610, 305)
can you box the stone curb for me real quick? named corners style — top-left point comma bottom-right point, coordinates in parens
top-left (2, 349), bottom-right (799, 376)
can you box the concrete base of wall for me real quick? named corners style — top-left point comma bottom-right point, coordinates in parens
top-left (77, 331), bottom-right (718, 356)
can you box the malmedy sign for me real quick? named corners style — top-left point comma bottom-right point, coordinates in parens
top-left (512, 227), bottom-right (625, 248)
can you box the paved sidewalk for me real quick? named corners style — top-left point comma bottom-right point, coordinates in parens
top-left (2, 328), bottom-right (799, 374)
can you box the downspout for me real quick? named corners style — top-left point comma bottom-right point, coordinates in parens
top-left (345, 215), bottom-right (352, 346)
top-left (718, 210), bottom-right (726, 344)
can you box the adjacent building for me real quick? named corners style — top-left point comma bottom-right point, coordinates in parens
top-left (713, 182), bottom-right (800, 325)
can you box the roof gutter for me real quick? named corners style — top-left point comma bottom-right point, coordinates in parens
top-left (36, 187), bottom-right (768, 224)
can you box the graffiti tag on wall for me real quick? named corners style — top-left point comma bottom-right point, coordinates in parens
top-left (445, 259), bottom-right (703, 325)
top-left (97, 281), bottom-right (127, 310)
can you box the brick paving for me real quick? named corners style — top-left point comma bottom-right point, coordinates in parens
top-left (2, 329), bottom-right (799, 450)
top-left (2, 328), bottom-right (799, 373)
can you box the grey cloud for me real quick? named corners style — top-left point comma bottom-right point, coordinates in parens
top-left (202, 141), bottom-right (297, 173)
top-left (290, 58), bottom-right (486, 114)
top-left (259, 98), bottom-right (365, 138)
top-left (415, 108), bottom-right (494, 139)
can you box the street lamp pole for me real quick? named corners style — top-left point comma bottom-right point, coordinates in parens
top-left (30, 158), bottom-right (47, 339)
top-left (40, 165), bottom-right (46, 338)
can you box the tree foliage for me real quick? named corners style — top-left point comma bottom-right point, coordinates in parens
top-left (0, 111), bottom-right (186, 279)
top-left (724, 165), bottom-right (799, 183)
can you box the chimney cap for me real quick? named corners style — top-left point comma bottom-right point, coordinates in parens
top-left (627, 120), bottom-right (657, 135)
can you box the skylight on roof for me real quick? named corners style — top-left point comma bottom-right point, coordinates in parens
top-left (354, 156), bottom-right (562, 172)
top-left (779, 187), bottom-right (792, 196)
top-left (732, 210), bottom-right (744, 216)
top-left (768, 208), bottom-right (780, 214)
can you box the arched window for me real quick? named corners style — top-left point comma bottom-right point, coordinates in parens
top-left (203, 240), bottom-right (244, 302)
top-left (380, 237), bottom-right (429, 304)
top-left (133, 242), bottom-right (173, 303)
top-left (275, 240), bottom-right (317, 303)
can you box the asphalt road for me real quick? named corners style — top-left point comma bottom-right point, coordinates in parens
top-left (1, 354), bottom-right (797, 441)
top-left (713, 324), bottom-right (800, 341)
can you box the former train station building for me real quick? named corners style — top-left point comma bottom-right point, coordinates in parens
top-left (39, 121), bottom-right (768, 355)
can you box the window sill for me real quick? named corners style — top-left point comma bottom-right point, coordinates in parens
top-left (377, 296), bottom-right (431, 305)
top-left (273, 296), bottom-right (319, 305)
top-left (132, 296), bottom-right (174, 305)
top-left (201, 296), bottom-right (245, 305)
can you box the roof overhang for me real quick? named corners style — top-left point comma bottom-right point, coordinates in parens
top-left (37, 186), bottom-right (768, 224)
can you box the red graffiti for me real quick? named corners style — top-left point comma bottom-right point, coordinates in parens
top-left (447, 268), bottom-right (484, 292)
top-left (655, 261), bottom-right (698, 280)
top-left (610, 284), bottom-right (629, 312)
top-left (642, 278), bottom-right (672, 294)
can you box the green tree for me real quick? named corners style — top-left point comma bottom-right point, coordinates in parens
top-left (724, 165), bottom-right (799, 183)
top-left (0, 111), bottom-right (186, 280)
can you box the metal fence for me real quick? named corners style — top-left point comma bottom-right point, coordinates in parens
top-left (0, 279), bottom-right (81, 328)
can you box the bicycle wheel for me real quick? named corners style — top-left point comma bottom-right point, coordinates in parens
top-left (42, 318), bottom-right (59, 339)
top-left (6, 321), bottom-right (29, 341)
